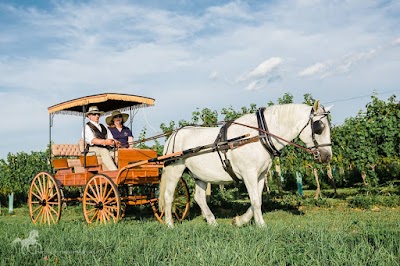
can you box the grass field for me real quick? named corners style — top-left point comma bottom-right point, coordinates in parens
top-left (1, 199), bottom-right (399, 266)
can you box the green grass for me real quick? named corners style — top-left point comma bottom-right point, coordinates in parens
top-left (1, 203), bottom-right (399, 266)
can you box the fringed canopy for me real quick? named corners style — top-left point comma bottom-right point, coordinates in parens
top-left (48, 93), bottom-right (155, 116)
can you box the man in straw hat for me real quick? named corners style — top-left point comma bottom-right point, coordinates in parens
top-left (106, 111), bottom-right (134, 149)
top-left (82, 106), bottom-right (120, 170)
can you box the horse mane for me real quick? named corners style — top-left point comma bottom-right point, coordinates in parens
top-left (265, 103), bottom-right (311, 131)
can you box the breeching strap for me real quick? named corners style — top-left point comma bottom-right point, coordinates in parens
top-left (214, 121), bottom-right (241, 182)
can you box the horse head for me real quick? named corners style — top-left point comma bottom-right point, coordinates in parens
top-left (29, 230), bottom-right (39, 240)
top-left (298, 101), bottom-right (333, 163)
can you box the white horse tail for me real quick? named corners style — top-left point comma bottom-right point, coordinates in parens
top-left (158, 171), bottom-right (166, 212)
top-left (158, 130), bottom-right (178, 213)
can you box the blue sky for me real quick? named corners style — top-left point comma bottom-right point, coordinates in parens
top-left (0, 0), bottom-right (399, 159)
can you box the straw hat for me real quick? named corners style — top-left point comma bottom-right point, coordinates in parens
top-left (106, 111), bottom-right (129, 125)
top-left (86, 106), bottom-right (104, 116)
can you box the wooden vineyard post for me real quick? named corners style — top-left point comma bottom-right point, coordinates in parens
top-left (361, 171), bottom-right (368, 186)
top-left (296, 172), bottom-right (303, 197)
top-left (313, 168), bottom-right (321, 200)
top-left (326, 163), bottom-right (337, 196)
top-left (8, 192), bottom-right (14, 214)
top-left (275, 160), bottom-right (283, 195)
top-left (265, 171), bottom-right (271, 194)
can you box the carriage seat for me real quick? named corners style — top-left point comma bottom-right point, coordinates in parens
top-left (52, 143), bottom-right (81, 157)
top-left (51, 141), bottom-right (105, 172)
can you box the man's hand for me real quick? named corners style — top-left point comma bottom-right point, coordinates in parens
top-left (114, 140), bottom-right (122, 148)
top-left (104, 139), bottom-right (119, 147)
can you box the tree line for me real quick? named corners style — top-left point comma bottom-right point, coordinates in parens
top-left (0, 93), bottom-right (399, 204)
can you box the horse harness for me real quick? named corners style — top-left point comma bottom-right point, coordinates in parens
top-left (213, 121), bottom-right (241, 182)
top-left (167, 106), bottom-right (331, 182)
top-left (214, 108), bottom-right (282, 182)
top-left (215, 106), bottom-right (332, 181)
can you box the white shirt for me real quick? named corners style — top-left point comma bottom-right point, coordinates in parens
top-left (82, 120), bottom-right (114, 145)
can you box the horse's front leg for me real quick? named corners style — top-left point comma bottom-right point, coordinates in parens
top-left (194, 180), bottom-right (217, 226)
top-left (233, 174), bottom-right (265, 227)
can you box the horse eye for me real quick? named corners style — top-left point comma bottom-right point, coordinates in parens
top-left (313, 120), bottom-right (325, 135)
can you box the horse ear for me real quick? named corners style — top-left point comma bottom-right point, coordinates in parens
top-left (313, 100), bottom-right (320, 110)
top-left (324, 105), bottom-right (333, 112)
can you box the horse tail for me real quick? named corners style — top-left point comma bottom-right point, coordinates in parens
top-left (159, 132), bottom-right (177, 212)
top-left (159, 127), bottom-right (186, 212)
top-left (163, 130), bottom-right (178, 155)
top-left (158, 171), bottom-right (166, 212)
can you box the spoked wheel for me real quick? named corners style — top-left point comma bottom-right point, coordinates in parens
top-left (82, 174), bottom-right (121, 224)
top-left (152, 177), bottom-right (190, 223)
top-left (28, 172), bottom-right (62, 225)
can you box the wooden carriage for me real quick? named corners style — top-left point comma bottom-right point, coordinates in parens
top-left (28, 93), bottom-right (190, 224)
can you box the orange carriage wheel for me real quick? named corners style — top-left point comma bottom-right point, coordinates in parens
top-left (82, 174), bottom-right (121, 224)
top-left (152, 177), bottom-right (190, 223)
top-left (28, 172), bottom-right (62, 225)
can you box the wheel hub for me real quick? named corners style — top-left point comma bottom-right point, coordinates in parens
top-left (95, 202), bottom-right (104, 210)
top-left (40, 199), bottom-right (47, 206)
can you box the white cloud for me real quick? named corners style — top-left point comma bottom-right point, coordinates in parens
top-left (298, 63), bottom-right (326, 77)
top-left (245, 80), bottom-right (263, 91)
top-left (393, 37), bottom-right (400, 45)
top-left (209, 71), bottom-right (219, 81)
top-left (206, 1), bottom-right (252, 20)
top-left (239, 57), bottom-right (283, 81)
top-left (299, 49), bottom-right (377, 79)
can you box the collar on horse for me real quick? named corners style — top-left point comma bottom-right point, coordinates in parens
top-left (256, 107), bottom-right (281, 157)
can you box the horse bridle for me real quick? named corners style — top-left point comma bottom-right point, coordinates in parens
top-left (299, 107), bottom-right (332, 160)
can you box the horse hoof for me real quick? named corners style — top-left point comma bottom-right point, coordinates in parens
top-left (166, 223), bottom-right (174, 228)
top-left (232, 216), bottom-right (242, 227)
top-left (209, 221), bottom-right (218, 227)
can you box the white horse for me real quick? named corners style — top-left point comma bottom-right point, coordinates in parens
top-left (12, 229), bottom-right (42, 254)
top-left (159, 101), bottom-right (332, 227)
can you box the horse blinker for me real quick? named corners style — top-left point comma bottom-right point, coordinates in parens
top-left (312, 120), bottom-right (325, 135)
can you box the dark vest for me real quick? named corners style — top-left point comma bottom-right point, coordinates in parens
top-left (87, 122), bottom-right (107, 139)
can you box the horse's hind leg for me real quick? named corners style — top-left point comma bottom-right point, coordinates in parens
top-left (233, 174), bottom-right (265, 227)
top-left (194, 180), bottom-right (217, 226)
top-left (162, 164), bottom-right (186, 227)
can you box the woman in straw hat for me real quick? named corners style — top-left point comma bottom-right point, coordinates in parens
top-left (106, 111), bottom-right (134, 149)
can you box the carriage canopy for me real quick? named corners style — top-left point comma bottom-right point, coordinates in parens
top-left (48, 93), bottom-right (155, 116)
